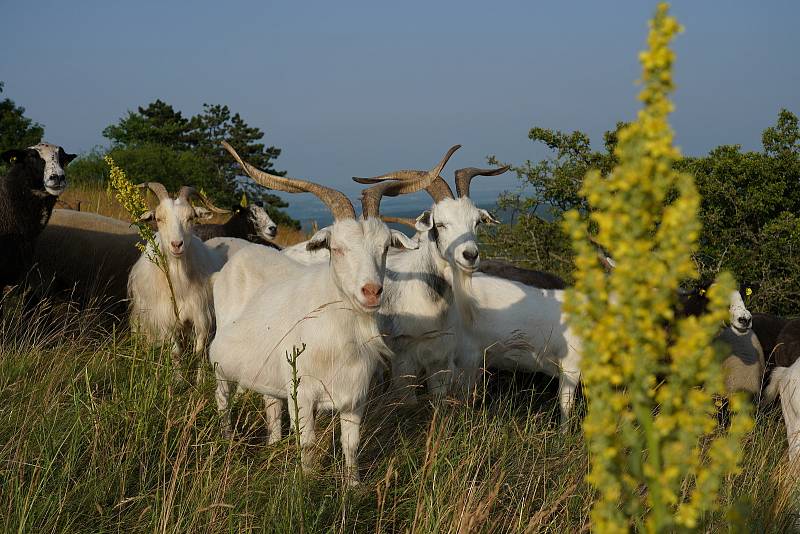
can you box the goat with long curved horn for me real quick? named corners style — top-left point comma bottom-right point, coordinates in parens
top-left (211, 142), bottom-right (431, 486)
top-left (454, 165), bottom-right (511, 198)
top-left (353, 144), bottom-right (461, 203)
top-left (360, 181), bottom-right (404, 220)
top-left (136, 182), bottom-right (171, 201)
top-left (221, 140), bottom-right (356, 220)
top-left (380, 215), bottom-right (419, 231)
top-left (178, 186), bottom-right (230, 214)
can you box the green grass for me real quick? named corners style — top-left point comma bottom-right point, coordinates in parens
top-left (0, 293), bottom-right (797, 533)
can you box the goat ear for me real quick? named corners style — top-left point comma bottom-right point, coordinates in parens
top-left (64, 153), bottom-right (78, 165)
top-left (390, 229), bottom-right (418, 250)
top-left (194, 206), bottom-right (214, 220)
top-left (307, 228), bottom-right (331, 251)
top-left (139, 210), bottom-right (155, 222)
top-left (479, 209), bottom-right (500, 225)
top-left (1, 149), bottom-right (27, 163)
top-left (415, 211), bottom-right (433, 232)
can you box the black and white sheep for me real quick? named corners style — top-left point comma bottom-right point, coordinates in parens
top-left (0, 143), bottom-right (76, 295)
top-left (677, 283), bottom-right (764, 397)
top-left (193, 202), bottom-right (282, 250)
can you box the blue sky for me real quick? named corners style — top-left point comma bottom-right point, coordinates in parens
top-left (2, 0), bottom-right (798, 210)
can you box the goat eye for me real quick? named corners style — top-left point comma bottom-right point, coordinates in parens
top-left (435, 223), bottom-right (446, 229)
top-left (156, 218), bottom-right (163, 224)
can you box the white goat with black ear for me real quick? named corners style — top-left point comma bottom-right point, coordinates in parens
top-left (281, 156), bottom-right (509, 400)
top-left (127, 183), bottom-right (231, 377)
top-left (350, 162), bottom-right (509, 400)
top-left (210, 142), bottom-right (437, 485)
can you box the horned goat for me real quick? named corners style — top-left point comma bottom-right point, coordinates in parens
top-left (349, 160), bottom-right (510, 400)
top-left (209, 142), bottom-right (442, 485)
top-left (127, 183), bottom-right (230, 378)
top-left (281, 157), bottom-right (511, 400)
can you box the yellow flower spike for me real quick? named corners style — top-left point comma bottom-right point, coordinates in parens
top-left (106, 156), bottom-right (180, 322)
top-left (563, 4), bottom-right (751, 532)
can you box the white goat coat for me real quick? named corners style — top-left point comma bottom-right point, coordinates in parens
top-left (282, 234), bottom-right (456, 396)
top-left (128, 233), bottom-right (228, 349)
top-left (282, 239), bottom-right (329, 265)
top-left (455, 273), bottom-right (582, 423)
top-left (211, 245), bottom-right (386, 410)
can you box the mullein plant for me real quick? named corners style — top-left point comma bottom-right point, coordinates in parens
top-left (105, 156), bottom-right (179, 322)
top-left (564, 4), bottom-right (753, 532)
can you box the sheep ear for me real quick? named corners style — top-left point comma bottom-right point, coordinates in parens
top-left (194, 206), bottom-right (214, 220)
top-left (479, 209), bottom-right (500, 225)
top-left (415, 211), bottom-right (433, 232)
top-left (307, 228), bottom-right (331, 251)
top-left (139, 210), bottom-right (155, 222)
top-left (390, 229), bottom-right (418, 250)
top-left (1, 149), bottom-right (27, 163)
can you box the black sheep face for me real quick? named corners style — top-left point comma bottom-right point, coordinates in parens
top-left (1, 143), bottom-right (77, 196)
top-left (679, 281), bottom-right (753, 332)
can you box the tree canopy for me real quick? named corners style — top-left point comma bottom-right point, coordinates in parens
top-left (485, 109), bottom-right (800, 315)
top-left (0, 81), bottom-right (45, 159)
top-left (72, 99), bottom-right (298, 228)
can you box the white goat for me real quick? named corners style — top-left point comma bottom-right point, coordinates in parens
top-left (127, 183), bottom-right (230, 377)
top-left (209, 142), bottom-right (442, 484)
top-left (453, 274), bottom-right (583, 426)
top-left (351, 162), bottom-right (510, 399)
top-left (279, 159), bottom-right (510, 401)
top-left (766, 359), bottom-right (800, 456)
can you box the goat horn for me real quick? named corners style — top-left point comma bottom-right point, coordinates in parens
top-left (380, 215), bottom-right (418, 231)
top-left (222, 141), bottom-right (356, 221)
top-left (361, 181), bottom-right (404, 220)
top-left (178, 186), bottom-right (231, 214)
top-left (136, 182), bottom-right (170, 201)
top-left (454, 165), bottom-right (511, 198)
top-left (352, 144), bottom-right (461, 204)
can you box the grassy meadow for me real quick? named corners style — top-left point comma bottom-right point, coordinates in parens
top-left (0, 186), bottom-right (797, 532)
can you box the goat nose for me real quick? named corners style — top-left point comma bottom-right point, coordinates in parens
top-left (269, 225), bottom-right (277, 233)
top-left (361, 283), bottom-right (383, 307)
top-left (171, 240), bottom-right (183, 249)
top-left (462, 249), bottom-right (479, 262)
top-left (361, 283), bottom-right (383, 297)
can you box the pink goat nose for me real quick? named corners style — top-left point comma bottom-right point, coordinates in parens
top-left (171, 240), bottom-right (183, 249)
top-left (361, 283), bottom-right (383, 304)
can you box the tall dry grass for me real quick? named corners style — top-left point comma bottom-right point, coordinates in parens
top-left (0, 291), bottom-right (797, 532)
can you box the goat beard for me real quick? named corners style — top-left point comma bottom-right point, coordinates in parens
top-left (450, 265), bottom-right (478, 327)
